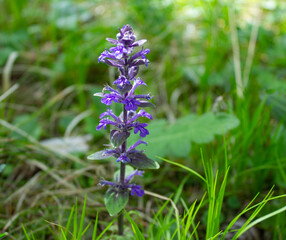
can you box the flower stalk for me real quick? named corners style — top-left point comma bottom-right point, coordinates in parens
top-left (88, 25), bottom-right (159, 235)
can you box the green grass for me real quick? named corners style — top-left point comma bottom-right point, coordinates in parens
top-left (1, 0), bottom-right (286, 239)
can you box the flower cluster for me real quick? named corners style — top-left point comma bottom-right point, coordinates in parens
top-left (89, 25), bottom-right (158, 207)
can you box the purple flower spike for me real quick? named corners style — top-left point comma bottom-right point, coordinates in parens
top-left (130, 184), bottom-right (145, 197)
top-left (94, 25), bottom-right (158, 215)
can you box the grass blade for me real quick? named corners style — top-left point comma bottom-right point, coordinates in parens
top-left (78, 195), bottom-right (87, 238)
top-left (22, 224), bottom-right (31, 240)
top-left (96, 215), bottom-right (118, 240)
top-left (92, 212), bottom-right (99, 240)
top-left (124, 211), bottom-right (145, 240)
top-left (158, 156), bottom-right (206, 183)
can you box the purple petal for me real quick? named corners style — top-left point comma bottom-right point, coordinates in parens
top-left (101, 93), bottom-right (121, 105)
top-left (132, 39), bottom-right (147, 47)
top-left (121, 97), bottom-right (141, 111)
top-left (136, 101), bottom-right (155, 108)
top-left (100, 109), bottom-right (121, 123)
top-left (93, 92), bottom-right (104, 97)
top-left (133, 123), bottom-right (149, 137)
top-left (130, 184), bottom-right (144, 197)
top-left (131, 59), bottom-right (149, 67)
top-left (138, 109), bottom-right (153, 119)
top-left (128, 66), bottom-right (139, 79)
top-left (127, 138), bottom-right (148, 152)
top-left (125, 169), bottom-right (144, 184)
top-left (106, 38), bottom-right (118, 44)
top-left (117, 153), bottom-right (131, 163)
top-left (103, 59), bottom-right (124, 67)
top-left (96, 123), bottom-right (104, 131)
top-left (128, 109), bottom-right (152, 123)
top-left (99, 179), bottom-right (116, 187)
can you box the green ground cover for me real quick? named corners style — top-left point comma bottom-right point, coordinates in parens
top-left (0, 0), bottom-right (286, 239)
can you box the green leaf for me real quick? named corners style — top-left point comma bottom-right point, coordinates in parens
top-left (110, 130), bottom-right (130, 148)
top-left (11, 114), bottom-right (42, 140)
top-left (0, 232), bottom-right (8, 239)
top-left (0, 163), bottom-right (6, 173)
top-left (127, 151), bottom-right (160, 169)
top-left (266, 94), bottom-right (286, 123)
top-left (105, 188), bottom-right (129, 216)
top-left (87, 150), bottom-right (115, 160)
top-left (129, 112), bottom-right (240, 158)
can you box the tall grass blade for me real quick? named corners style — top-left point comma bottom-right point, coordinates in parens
top-left (78, 195), bottom-right (87, 238)
top-left (0, 232), bottom-right (8, 239)
top-left (73, 198), bottom-right (78, 237)
top-left (64, 206), bottom-right (74, 236)
top-left (92, 212), bottom-right (99, 240)
top-left (124, 211), bottom-right (145, 240)
top-left (81, 222), bottom-right (91, 237)
top-left (60, 228), bottom-right (67, 240)
top-left (158, 156), bottom-right (206, 183)
top-left (22, 224), bottom-right (31, 240)
top-left (96, 215), bottom-right (118, 240)
top-left (239, 205), bottom-right (286, 237)
top-left (232, 187), bottom-right (274, 239)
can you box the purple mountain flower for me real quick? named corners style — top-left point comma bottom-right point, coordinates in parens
top-left (90, 25), bottom-right (159, 221)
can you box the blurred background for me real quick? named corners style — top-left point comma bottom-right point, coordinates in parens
top-left (0, 0), bottom-right (286, 239)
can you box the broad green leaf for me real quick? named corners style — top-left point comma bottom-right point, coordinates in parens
top-left (0, 164), bottom-right (6, 173)
top-left (266, 94), bottom-right (286, 123)
top-left (87, 150), bottom-right (114, 160)
top-left (129, 112), bottom-right (240, 158)
top-left (11, 114), bottom-right (42, 140)
top-left (49, 1), bottom-right (92, 30)
top-left (110, 130), bottom-right (130, 148)
top-left (105, 188), bottom-right (129, 216)
top-left (127, 151), bottom-right (160, 169)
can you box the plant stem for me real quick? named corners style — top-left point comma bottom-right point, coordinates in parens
top-left (118, 106), bottom-right (128, 235)
top-left (118, 209), bottom-right (124, 236)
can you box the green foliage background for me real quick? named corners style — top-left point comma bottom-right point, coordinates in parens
top-left (0, 0), bottom-right (286, 239)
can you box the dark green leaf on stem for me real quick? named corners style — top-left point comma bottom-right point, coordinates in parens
top-left (110, 130), bottom-right (130, 148)
top-left (127, 151), bottom-right (160, 169)
top-left (87, 150), bottom-right (113, 160)
top-left (105, 188), bottom-right (129, 216)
